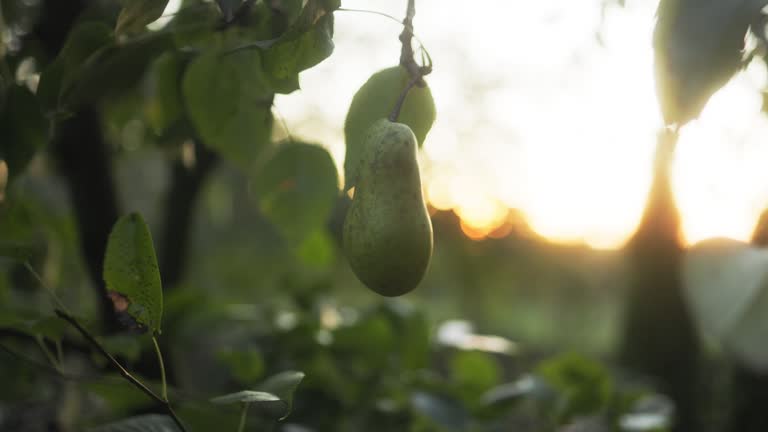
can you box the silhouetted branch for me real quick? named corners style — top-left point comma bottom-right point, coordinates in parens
top-left (50, 108), bottom-right (120, 331)
top-left (620, 129), bottom-right (700, 432)
top-left (34, 0), bottom-right (121, 332)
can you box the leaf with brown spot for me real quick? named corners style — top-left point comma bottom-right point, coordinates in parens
top-left (103, 213), bottom-right (164, 334)
top-left (251, 141), bottom-right (338, 244)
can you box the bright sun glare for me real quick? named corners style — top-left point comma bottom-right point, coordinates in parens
top-left (275, 0), bottom-right (768, 249)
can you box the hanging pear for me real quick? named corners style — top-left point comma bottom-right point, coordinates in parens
top-left (343, 118), bottom-right (433, 297)
top-left (344, 66), bottom-right (436, 191)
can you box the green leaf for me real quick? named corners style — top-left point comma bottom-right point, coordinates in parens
top-left (37, 22), bottom-right (113, 114)
top-left (87, 414), bottom-right (180, 432)
top-left (726, 281), bottom-right (768, 371)
top-left (618, 395), bottom-right (674, 432)
top-left (410, 392), bottom-right (471, 432)
top-left (343, 66), bottom-right (436, 191)
top-left (251, 142), bottom-right (338, 244)
top-left (276, 0), bottom-right (304, 27)
top-left (262, 9), bottom-right (335, 94)
top-left (257, 370), bottom-right (305, 419)
top-left (183, 49), bottom-right (273, 168)
top-left (100, 334), bottom-right (143, 363)
top-left (28, 316), bottom-right (67, 342)
top-left (103, 213), bottom-right (163, 334)
top-left (450, 350), bottom-right (501, 399)
top-left (144, 52), bottom-right (185, 136)
top-left (176, 402), bottom-right (239, 430)
top-left (683, 238), bottom-right (768, 370)
top-left (211, 371), bottom-right (305, 420)
top-left (0, 310), bottom-right (40, 335)
top-left (116, 0), bottom-right (170, 35)
top-left (170, 3), bottom-right (221, 50)
top-left (71, 33), bottom-right (172, 106)
top-left (0, 242), bottom-right (37, 262)
top-left (333, 314), bottom-right (394, 369)
top-left (210, 390), bottom-right (280, 405)
top-left (0, 85), bottom-right (48, 181)
top-left (217, 347), bottom-right (265, 384)
top-left (87, 376), bottom-right (150, 414)
top-left (379, 301), bottom-right (430, 370)
top-left (0, 311), bottom-right (67, 342)
top-left (259, 370), bottom-right (305, 398)
top-left (322, 0), bottom-right (341, 11)
top-left (0, 198), bottom-right (44, 248)
top-left (481, 375), bottom-right (545, 407)
top-left (683, 238), bottom-right (768, 341)
top-left (38, 23), bottom-right (170, 114)
top-left (654, 0), bottom-right (760, 125)
top-left (296, 229), bottom-right (337, 270)
top-left (535, 352), bottom-right (613, 422)
top-left (35, 61), bottom-right (67, 115)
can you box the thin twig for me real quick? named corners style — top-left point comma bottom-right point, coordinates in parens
top-left (336, 7), bottom-right (432, 57)
top-left (0, 342), bottom-right (110, 381)
top-left (54, 310), bottom-right (187, 432)
top-left (24, 261), bottom-right (69, 314)
top-left (399, 0), bottom-right (422, 84)
top-left (54, 339), bottom-right (64, 365)
top-left (35, 335), bottom-right (62, 372)
top-left (389, 0), bottom-right (432, 122)
top-left (152, 335), bottom-right (169, 402)
top-left (1, 342), bottom-right (58, 372)
top-left (237, 403), bottom-right (250, 432)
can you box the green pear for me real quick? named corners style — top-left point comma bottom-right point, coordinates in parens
top-left (343, 119), bottom-right (433, 297)
top-left (344, 66), bottom-right (436, 191)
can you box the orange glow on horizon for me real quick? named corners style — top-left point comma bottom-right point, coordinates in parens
top-left (277, 0), bottom-right (768, 250)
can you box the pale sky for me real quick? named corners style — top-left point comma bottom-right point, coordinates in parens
top-left (176, 0), bottom-right (768, 249)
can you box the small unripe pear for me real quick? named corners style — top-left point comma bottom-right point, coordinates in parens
top-left (343, 119), bottom-right (433, 297)
top-left (344, 66), bottom-right (436, 191)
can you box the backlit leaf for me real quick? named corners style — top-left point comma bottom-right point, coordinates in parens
top-left (37, 22), bottom-right (113, 114)
top-left (0, 85), bottom-right (47, 181)
top-left (251, 142), bottom-right (338, 244)
top-left (183, 49), bottom-right (273, 168)
top-left (210, 390), bottom-right (279, 405)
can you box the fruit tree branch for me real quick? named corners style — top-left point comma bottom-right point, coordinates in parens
top-left (391, 0), bottom-right (431, 121)
top-left (55, 310), bottom-right (187, 432)
top-left (399, 0), bottom-right (423, 85)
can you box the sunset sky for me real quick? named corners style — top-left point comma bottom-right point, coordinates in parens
top-left (165, 0), bottom-right (768, 249)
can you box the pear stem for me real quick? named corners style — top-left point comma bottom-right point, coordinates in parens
top-left (399, 0), bottom-right (419, 78)
top-left (390, 0), bottom-right (431, 122)
top-left (389, 75), bottom-right (421, 122)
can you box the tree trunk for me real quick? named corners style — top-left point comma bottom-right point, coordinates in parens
top-left (33, 0), bottom-right (121, 331)
top-left (619, 129), bottom-right (700, 432)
